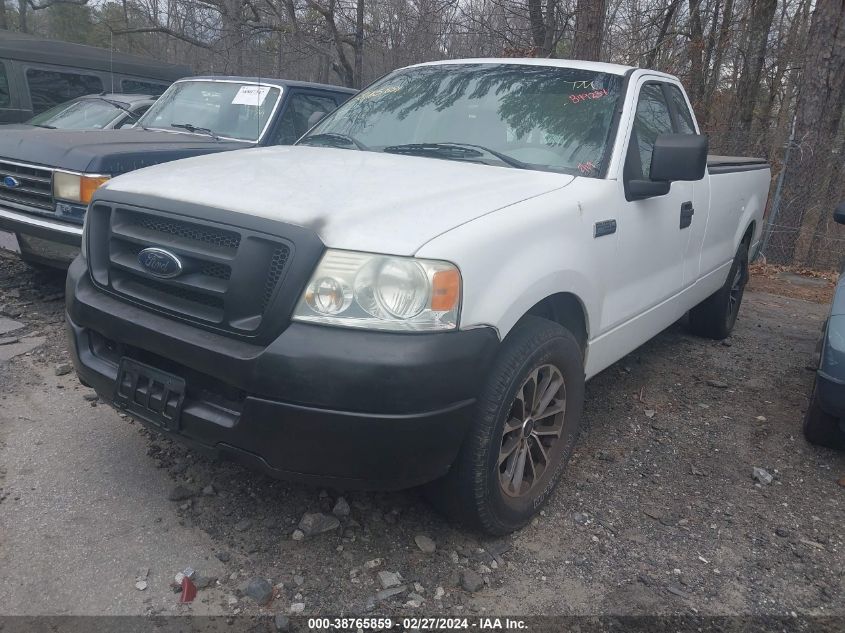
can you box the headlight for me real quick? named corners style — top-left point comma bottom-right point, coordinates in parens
top-left (53, 172), bottom-right (110, 204)
top-left (293, 250), bottom-right (461, 332)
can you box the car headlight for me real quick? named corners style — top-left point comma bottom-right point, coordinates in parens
top-left (293, 250), bottom-right (461, 331)
top-left (53, 171), bottom-right (110, 204)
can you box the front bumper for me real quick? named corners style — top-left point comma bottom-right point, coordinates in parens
top-left (66, 258), bottom-right (499, 489)
top-left (0, 204), bottom-right (82, 266)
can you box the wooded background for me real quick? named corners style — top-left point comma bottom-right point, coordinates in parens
top-left (2, 0), bottom-right (844, 269)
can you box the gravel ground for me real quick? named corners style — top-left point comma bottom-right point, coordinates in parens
top-left (1, 252), bottom-right (843, 619)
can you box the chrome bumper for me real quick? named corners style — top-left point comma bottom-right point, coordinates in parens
top-left (0, 205), bottom-right (82, 245)
top-left (0, 205), bottom-right (82, 267)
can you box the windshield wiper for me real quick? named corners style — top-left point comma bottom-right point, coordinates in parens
top-left (94, 97), bottom-right (138, 121)
top-left (31, 123), bottom-right (56, 129)
top-left (299, 132), bottom-right (368, 151)
top-left (171, 123), bottom-right (219, 140)
top-left (382, 142), bottom-right (527, 169)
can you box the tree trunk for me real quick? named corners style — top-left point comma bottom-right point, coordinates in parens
top-left (768, 0), bottom-right (845, 264)
top-left (734, 0), bottom-right (778, 136)
top-left (354, 0), bottom-right (364, 88)
top-left (18, 0), bottom-right (27, 33)
top-left (0, 0), bottom-right (7, 31)
top-left (687, 0), bottom-right (705, 112)
top-left (645, 0), bottom-right (681, 68)
top-left (571, 0), bottom-right (606, 61)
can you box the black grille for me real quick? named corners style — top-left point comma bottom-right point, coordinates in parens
top-left (87, 203), bottom-right (294, 338)
top-left (130, 214), bottom-right (241, 250)
top-left (262, 246), bottom-right (291, 308)
top-left (201, 262), bottom-right (232, 280)
top-left (0, 159), bottom-right (53, 211)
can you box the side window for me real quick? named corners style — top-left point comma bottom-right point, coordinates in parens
top-left (26, 69), bottom-right (103, 115)
top-left (122, 79), bottom-right (169, 96)
top-left (631, 84), bottom-right (674, 179)
top-left (666, 85), bottom-right (696, 134)
top-left (0, 62), bottom-right (10, 108)
top-left (272, 93), bottom-right (340, 145)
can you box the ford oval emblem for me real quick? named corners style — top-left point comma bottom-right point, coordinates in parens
top-left (138, 247), bottom-right (183, 278)
top-left (2, 176), bottom-right (20, 189)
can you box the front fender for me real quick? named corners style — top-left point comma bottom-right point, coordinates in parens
top-left (416, 179), bottom-right (616, 341)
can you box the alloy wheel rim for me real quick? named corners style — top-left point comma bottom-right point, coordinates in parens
top-left (498, 364), bottom-right (567, 498)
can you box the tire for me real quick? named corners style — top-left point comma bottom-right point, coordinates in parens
top-left (426, 316), bottom-right (585, 535)
top-left (688, 242), bottom-right (749, 339)
top-left (803, 380), bottom-right (845, 450)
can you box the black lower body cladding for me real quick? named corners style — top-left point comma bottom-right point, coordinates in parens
top-left (66, 257), bottom-right (500, 489)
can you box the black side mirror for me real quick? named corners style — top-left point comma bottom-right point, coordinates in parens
top-left (650, 134), bottom-right (708, 182)
top-left (626, 134), bottom-right (708, 201)
top-left (628, 180), bottom-right (670, 199)
top-left (834, 202), bottom-right (845, 225)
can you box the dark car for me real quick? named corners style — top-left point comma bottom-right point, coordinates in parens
top-left (7, 93), bottom-right (155, 130)
top-left (805, 201), bottom-right (845, 450)
top-left (0, 30), bottom-right (188, 123)
top-left (0, 76), bottom-right (355, 267)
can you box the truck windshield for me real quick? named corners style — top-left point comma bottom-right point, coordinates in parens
top-left (139, 80), bottom-right (282, 142)
top-left (301, 63), bottom-right (623, 176)
top-left (27, 98), bottom-right (125, 129)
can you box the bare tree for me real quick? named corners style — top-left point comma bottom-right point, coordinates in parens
top-left (571, 0), bottom-right (605, 60)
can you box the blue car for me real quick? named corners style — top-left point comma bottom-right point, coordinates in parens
top-left (805, 201), bottom-right (845, 449)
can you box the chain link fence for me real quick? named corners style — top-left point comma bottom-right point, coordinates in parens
top-left (705, 126), bottom-right (845, 272)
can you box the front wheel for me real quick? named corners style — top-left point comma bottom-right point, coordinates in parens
top-left (688, 242), bottom-right (749, 339)
top-left (426, 316), bottom-right (585, 534)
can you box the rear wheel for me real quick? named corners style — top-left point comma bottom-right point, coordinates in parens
top-left (426, 316), bottom-right (585, 534)
top-left (803, 380), bottom-right (845, 449)
top-left (688, 242), bottom-right (748, 339)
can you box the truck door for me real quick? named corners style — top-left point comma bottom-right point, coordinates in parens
top-left (603, 80), bottom-right (693, 332)
top-left (664, 83), bottom-right (709, 285)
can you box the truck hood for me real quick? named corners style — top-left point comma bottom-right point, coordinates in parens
top-left (100, 145), bottom-right (575, 254)
top-left (0, 127), bottom-right (247, 174)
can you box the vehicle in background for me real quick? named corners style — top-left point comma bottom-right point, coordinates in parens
top-left (4, 93), bottom-right (155, 130)
top-left (66, 59), bottom-right (770, 534)
top-left (0, 30), bottom-right (188, 124)
top-left (804, 201), bottom-right (845, 450)
top-left (0, 76), bottom-right (355, 267)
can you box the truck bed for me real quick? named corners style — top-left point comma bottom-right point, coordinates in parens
top-left (707, 155), bottom-right (770, 175)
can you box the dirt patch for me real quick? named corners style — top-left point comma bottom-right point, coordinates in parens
top-left (1, 255), bottom-right (843, 618)
top-left (748, 262), bottom-right (838, 304)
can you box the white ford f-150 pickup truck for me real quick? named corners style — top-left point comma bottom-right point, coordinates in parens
top-left (66, 59), bottom-right (770, 534)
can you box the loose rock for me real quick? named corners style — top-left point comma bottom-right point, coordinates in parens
top-left (289, 602), bottom-right (305, 614)
top-left (54, 362), bottom-right (73, 376)
top-left (460, 569), bottom-right (484, 592)
top-left (364, 558), bottom-right (383, 570)
top-left (332, 497), bottom-right (351, 517)
top-left (215, 551), bottom-right (231, 563)
top-left (274, 614), bottom-right (290, 632)
top-left (706, 379), bottom-right (728, 389)
top-left (298, 512), bottom-right (340, 537)
top-left (414, 534), bottom-right (436, 554)
top-left (377, 570), bottom-right (403, 589)
top-left (244, 577), bottom-right (273, 605)
top-left (752, 467), bottom-right (774, 485)
top-left (374, 585), bottom-right (407, 602)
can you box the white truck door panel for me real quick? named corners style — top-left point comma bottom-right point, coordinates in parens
top-left (602, 81), bottom-right (690, 332)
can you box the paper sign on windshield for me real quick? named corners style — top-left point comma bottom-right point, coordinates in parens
top-left (232, 85), bottom-right (272, 106)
